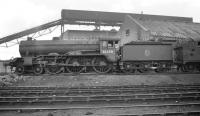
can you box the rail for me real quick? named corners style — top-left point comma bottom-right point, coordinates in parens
top-left (0, 84), bottom-right (200, 115)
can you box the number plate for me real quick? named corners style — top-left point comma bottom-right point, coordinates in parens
top-left (102, 50), bottom-right (114, 54)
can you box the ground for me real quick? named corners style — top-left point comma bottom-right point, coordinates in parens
top-left (1, 106), bottom-right (200, 116)
top-left (0, 73), bottom-right (200, 116)
top-left (10, 74), bottom-right (200, 87)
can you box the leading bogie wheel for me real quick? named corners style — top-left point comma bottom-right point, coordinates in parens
top-left (15, 65), bottom-right (25, 75)
top-left (33, 65), bottom-right (44, 75)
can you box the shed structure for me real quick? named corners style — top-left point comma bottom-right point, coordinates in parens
top-left (119, 15), bottom-right (200, 45)
top-left (0, 9), bottom-right (200, 46)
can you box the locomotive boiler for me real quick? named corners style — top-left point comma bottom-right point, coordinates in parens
top-left (19, 39), bottom-right (100, 57)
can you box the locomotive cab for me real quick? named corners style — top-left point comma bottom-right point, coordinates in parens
top-left (99, 38), bottom-right (120, 62)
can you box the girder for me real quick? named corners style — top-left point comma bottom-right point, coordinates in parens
top-left (0, 19), bottom-right (61, 45)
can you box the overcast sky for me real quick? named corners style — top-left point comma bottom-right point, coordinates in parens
top-left (0, 0), bottom-right (200, 60)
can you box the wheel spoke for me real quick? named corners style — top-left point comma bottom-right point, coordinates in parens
top-left (66, 58), bottom-right (84, 73)
top-left (92, 57), bottom-right (111, 73)
top-left (45, 65), bottom-right (63, 74)
top-left (33, 65), bottom-right (44, 75)
top-left (15, 65), bottom-right (25, 75)
top-left (154, 68), bottom-right (164, 73)
top-left (181, 64), bottom-right (194, 72)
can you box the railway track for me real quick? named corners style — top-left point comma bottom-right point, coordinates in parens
top-left (0, 91), bottom-right (199, 104)
top-left (0, 84), bottom-right (200, 115)
top-left (0, 84), bottom-right (200, 96)
top-left (0, 103), bottom-right (200, 116)
top-left (22, 71), bottom-right (200, 76)
top-left (116, 111), bottom-right (200, 116)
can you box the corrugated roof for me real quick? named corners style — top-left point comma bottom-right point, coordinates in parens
top-left (125, 41), bottom-right (172, 45)
top-left (61, 9), bottom-right (193, 24)
top-left (135, 18), bottom-right (200, 41)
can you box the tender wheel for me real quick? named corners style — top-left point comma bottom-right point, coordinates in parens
top-left (154, 68), bottom-right (164, 73)
top-left (138, 68), bottom-right (148, 73)
top-left (181, 64), bottom-right (194, 72)
top-left (92, 57), bottom-right (111, 73)
top-left (181, 65), bottom-right (187, 72)
top-left (187, 64), bottom-right (195, 72)
top-left (15, 65), bottom-right (25, 75)
top-left (136, 63), bottom-right (146, 73)
top-left (122, 63), bottom-right (135, 74)
top-left (197, 65), bottom-right (200, 72)
top-left (45, 64), bottom-right (63, 74)
top-left (66, 58), bottom-right (84, 73)
top-left (33, 65), bottom-right (44, 75)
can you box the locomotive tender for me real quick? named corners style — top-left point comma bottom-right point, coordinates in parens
top-left (9, 37), bottom-right (200, 75)
top-left (121, 42), bottom-right (173, 73)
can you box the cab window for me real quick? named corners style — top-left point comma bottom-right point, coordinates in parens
top-left (114, 41), bottom-right (119, 49)
top-left (198, 41), bottom-right (200, 47)
top-left (108, 41), bottom-right (114, 48)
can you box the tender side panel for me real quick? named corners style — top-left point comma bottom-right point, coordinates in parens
top-left (182, 46), bottom-right (200, 63)
top-left (122, 44), bottom-right (173, 61)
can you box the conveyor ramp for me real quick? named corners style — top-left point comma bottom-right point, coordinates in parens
top-left (0, 19), bottom-right (61, 45)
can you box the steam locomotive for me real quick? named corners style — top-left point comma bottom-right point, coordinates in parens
top-left (9, 37), bottom-right (200, 75)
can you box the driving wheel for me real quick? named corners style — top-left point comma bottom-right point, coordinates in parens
top-left (92, 57), bottom-right (111, 73)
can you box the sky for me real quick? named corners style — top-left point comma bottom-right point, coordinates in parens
top-left (0, 0), bottom-right (200, 60)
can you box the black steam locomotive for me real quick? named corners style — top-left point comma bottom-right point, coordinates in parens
top-left (9, 37), bottom-right (200, 75)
